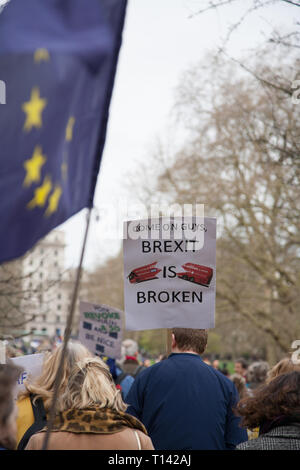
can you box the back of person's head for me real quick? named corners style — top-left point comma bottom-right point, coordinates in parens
top-left (0, 363), bottom-right (22, 449)
top-left (246, 361), bottom-right (269, 387)
top-left (121, 339), bottom-right (138, 361)
top-left (202, 356), bottom-right (211, 365)
top-left (236, 370), bottom-right (300, 429)
top-left (230, 373), bottom-right (248, 399)
top-left (221, 368), bottom-right (230, 377)
top-left (159, 354), bottom-right (168, 361)
top-left (57, 356), bottom-right (126, 413)
top-left (235, 358), bottom-right (248, 371)
top-left (21, 340), bottom-right (92, 410)
top-left (171, 328), bottom-right (208, 355)
top-left (266, 357), bottom-right (300, 384)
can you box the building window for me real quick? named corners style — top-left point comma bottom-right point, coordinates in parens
top-left (57, 305), bottom-right (61, 310)
top-left (39, 272), bottom-right (43, 279)
top-left (57, 293), bottom-right (61, 300)
top-left (56, 315), bottom-right (60, 323)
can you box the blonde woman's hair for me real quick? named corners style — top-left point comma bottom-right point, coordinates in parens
top-left (266, 357), bottom-right (300, 384)
top-left (57, 356), bottom-right (127, 413)
top-left (19, 341), bottom-right (92, 411)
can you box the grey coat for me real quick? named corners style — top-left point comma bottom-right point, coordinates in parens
top-left (237, 424), bottom-right (300, 450)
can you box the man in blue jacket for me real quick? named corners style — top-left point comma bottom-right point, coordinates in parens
top-left (126, 328), bottom-right (248, 450)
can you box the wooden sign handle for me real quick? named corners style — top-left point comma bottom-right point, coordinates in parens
top-left (166, 329), bottom-right (172, 356)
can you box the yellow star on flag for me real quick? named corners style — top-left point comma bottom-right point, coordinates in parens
top-left (27, 175), bottom-right (52, 209)
top-left (22, 87), bottom-right (47, 132)
top-left (65, 116), bottom-right (75, 141)
top-left (45, 185), bottom-right (62, 217)
top-left (34, 48), bottom-right (50, 63)
top-left (23, 146), bottom-right (47, 187)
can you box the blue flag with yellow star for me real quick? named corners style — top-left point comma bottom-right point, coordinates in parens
top-left (0, 0), bottom-right (127, 263)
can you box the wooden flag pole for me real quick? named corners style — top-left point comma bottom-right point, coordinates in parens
top-left (41, 208), bottom-right (92, 450)
top-left (166, 329), bottom-right (172, 356)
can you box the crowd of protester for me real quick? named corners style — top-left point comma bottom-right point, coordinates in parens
top-left (0, 329), bottom-right (300, 450)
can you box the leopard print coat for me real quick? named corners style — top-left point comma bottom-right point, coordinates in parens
top-left (41, 407), bottom-right (148, 435)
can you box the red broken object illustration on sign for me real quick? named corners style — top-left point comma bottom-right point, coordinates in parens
top-left (128, 262), bottom-right (161, 284)
top-left (177, 263), bottom-right (213, 287)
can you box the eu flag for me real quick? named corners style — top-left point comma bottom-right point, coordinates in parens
top-left (0, 0), bottom-right (127, 262)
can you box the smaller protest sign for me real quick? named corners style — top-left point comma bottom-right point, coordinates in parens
top-left (11, 353), bottom-right (44, 399)
top-left (79, 301), bottom-right (123, 359)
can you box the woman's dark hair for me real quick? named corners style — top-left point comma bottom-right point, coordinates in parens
top-left (235, 371), bottom-right (300, 429)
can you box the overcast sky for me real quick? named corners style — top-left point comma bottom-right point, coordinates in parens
top-left (59, 0), bottom-right (297, 270)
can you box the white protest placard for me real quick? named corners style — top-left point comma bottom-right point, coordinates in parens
top-left (79, 301), bottom-right (123, 359)
top-left (11, 353), bottom-right (44, 399)
top-left (123, 216), bottom-right (216, 330)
